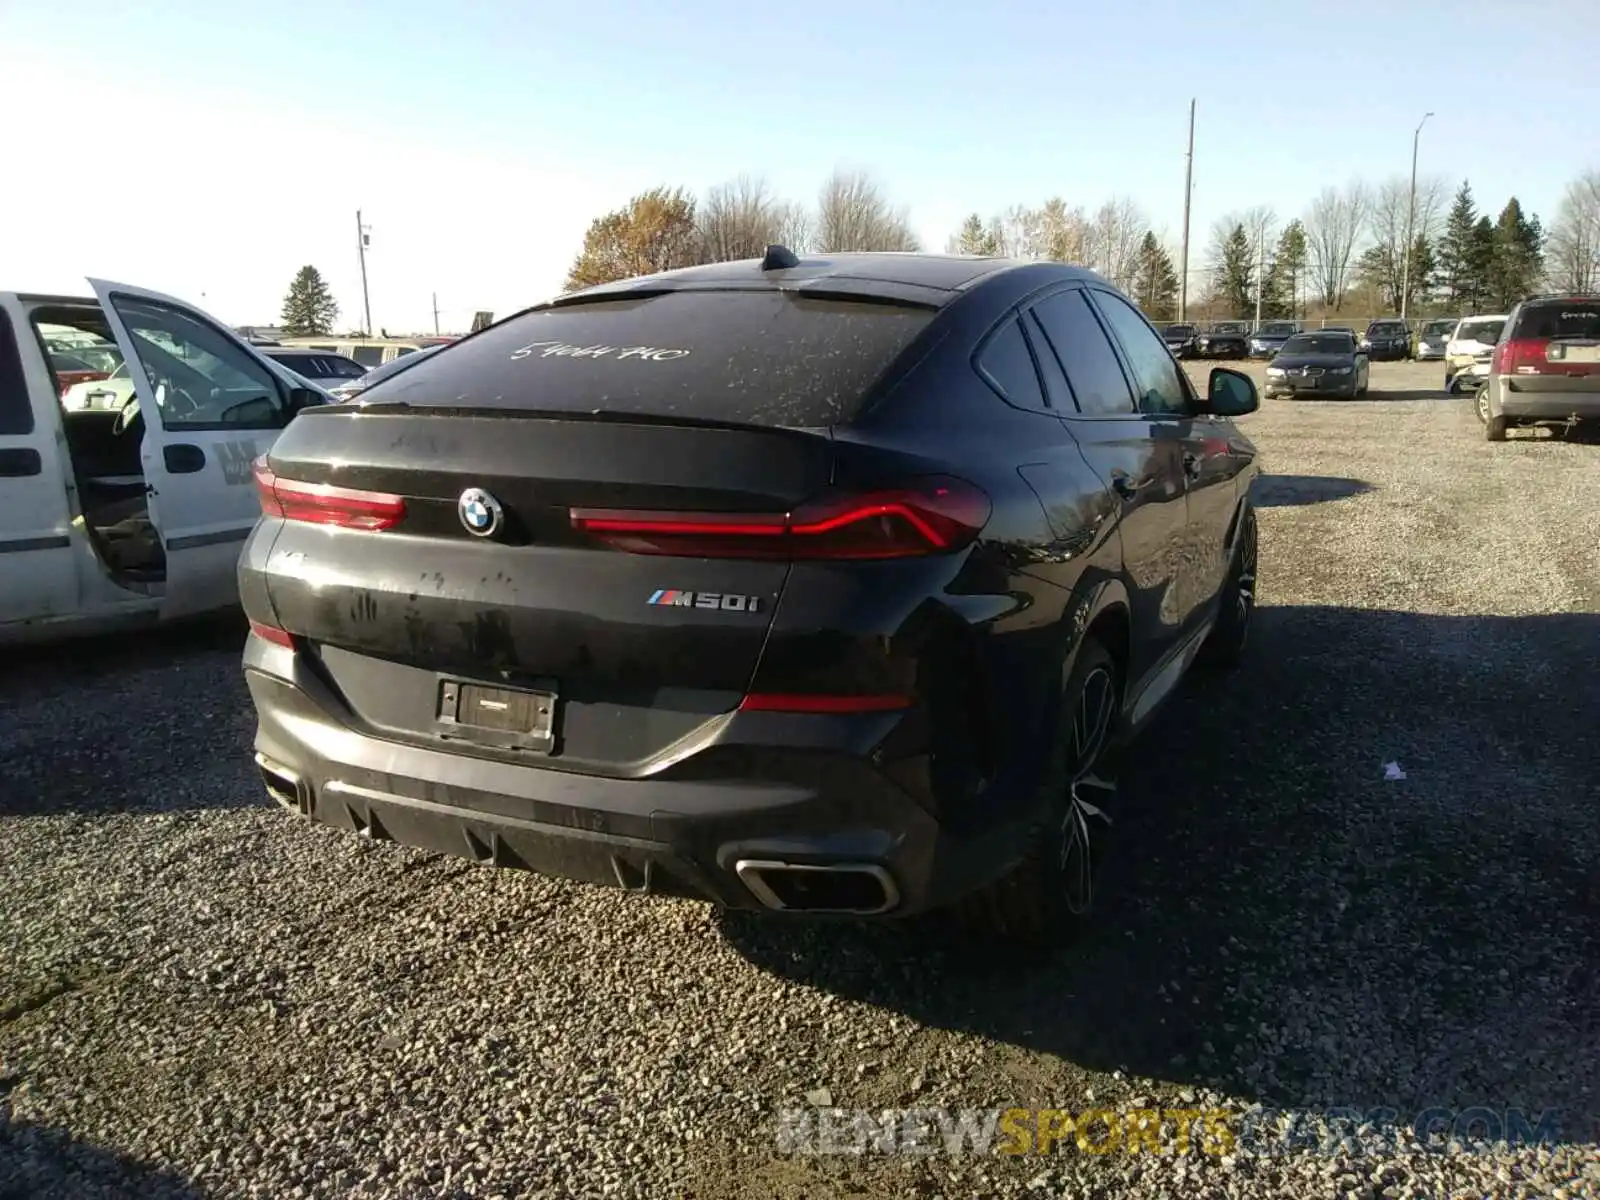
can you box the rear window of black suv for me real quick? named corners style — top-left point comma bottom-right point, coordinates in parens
top-left (361, 290), bottom-right (937, 427)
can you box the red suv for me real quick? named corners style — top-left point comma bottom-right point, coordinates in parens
top-left (1480, 294), bottom-right (1600, 440)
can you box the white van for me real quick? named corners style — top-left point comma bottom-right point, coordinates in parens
top-left (0, 279), bottom-right (325, 643)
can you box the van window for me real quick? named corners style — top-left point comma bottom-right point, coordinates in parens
top-left (0, 309), bottom-right (33, 435)
top-left (361, 290), bottom-right (937, 426)
top-left (103, 295), bottom-right (287, 429)
top-left (351, 345), bottom-right (385, 367)
top-left (1511, 303), bottom-right (1600, 341)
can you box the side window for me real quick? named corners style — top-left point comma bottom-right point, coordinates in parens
top-left (1029, 291), bottom-right (1137, 417)
top-left (106, 296), bottom-right (286, 430)
top-left (396, 346), bottom-right (417, 358)
top-left (0, 309), bottom-right (34, 435)
top-left (1089, 291), bottom-right (1190, 417)
top-left (974, 318), bottom-right (1047, 412)
top-left (351, 345), bottom-right (385, 367)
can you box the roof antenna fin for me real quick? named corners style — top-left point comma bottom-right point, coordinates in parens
top-left (760, 244), bottom-right (801, 271)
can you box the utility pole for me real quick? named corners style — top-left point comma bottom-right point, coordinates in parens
top-left (432, 293), bottom-right (440, 336)
top-left (356, 210), bottom-right (373, 336)
top-left (1400, 112), bottom-right (1433, 325)
top-left (1179, 99), bottom-right (1195, 322)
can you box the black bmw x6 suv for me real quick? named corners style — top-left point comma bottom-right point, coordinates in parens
top-left (240, 250), bottom-right (1261, 939)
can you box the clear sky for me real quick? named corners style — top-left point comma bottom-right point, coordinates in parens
top-left (2, 0), bottom-right (1592, 332)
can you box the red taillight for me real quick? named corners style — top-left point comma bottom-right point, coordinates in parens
top-left (248, 619), bottom-right (294, 648)
top-left (253, 457), bottom-right (405, 531)
top-left (570, 476), bottom-right (990, 560)
top-left (738, 693), bottom-right (912, 713)
top-left (1494, 338), bottom-right (1549, 374)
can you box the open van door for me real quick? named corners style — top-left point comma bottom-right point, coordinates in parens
top-left (0, 297), bottom-right (79, 625)
top-left (88, 278), bottom-right (312, 618)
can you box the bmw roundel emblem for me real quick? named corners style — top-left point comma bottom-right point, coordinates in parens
top-left (457, 487), bottom-right (504, 538)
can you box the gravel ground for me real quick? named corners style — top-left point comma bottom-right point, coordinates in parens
top-left (2, 361), bottom-right (1597, 1200)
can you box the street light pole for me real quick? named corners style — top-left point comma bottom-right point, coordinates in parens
top-left (356, 210), bottom-right (373, 336)
top-left (1399, 112), bottom-right (1433, 325)
top-left (1179, 99), bottom-right (1195, 322)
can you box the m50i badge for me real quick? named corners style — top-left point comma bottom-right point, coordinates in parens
top-left (648, 589), bottom-right (762, 613)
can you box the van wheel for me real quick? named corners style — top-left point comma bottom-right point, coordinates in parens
top-left (1474, 387), bottom-right (1491, 423)
top-left (962, 637), bottom-right (1119, 942)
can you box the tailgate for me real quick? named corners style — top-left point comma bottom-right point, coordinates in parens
top-left (258, 409), bottom-right (833, 772)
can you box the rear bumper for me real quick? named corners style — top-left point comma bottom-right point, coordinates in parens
top-left (1496, 388), bottom-right (1600, 421)
top-left (243, 640), bottom-right (1034, 918)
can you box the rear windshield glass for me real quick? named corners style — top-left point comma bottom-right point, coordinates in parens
top-left (1369, 323), bottom-right (1404, 333)
top-left (1259, 323), bottom-right (1297, 334)
top-left (1281, 334), bottom-right (1351, 354)
top-left (362, 290), bottom-right (937, 426)
top-left (1513, 305), bottom-right (1600, 340)
top-left (1456, 319), bottom-right (1505, 343)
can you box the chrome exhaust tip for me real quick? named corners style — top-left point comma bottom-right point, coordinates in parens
top-left (734, 859), bottom-right (900, 915)
top-left (255, 754), bottom-right (306, 813)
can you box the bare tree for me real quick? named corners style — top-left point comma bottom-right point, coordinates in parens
top-left (1303, 182), bottom-right (1373, 309)
top-left (1544, 169), bottom-right (1600, 293)
top-left (1362, 175), bottom-right (1446, 304)
top-left (990, 205), bottom-right (1044, 259)
top-left (698, 175), bottom-right (786, 262)
top-left (814, 169), bottom-right (919, 253)
top-left (1242, 204), bottom-right (1278, 266)
top-left (1083, 196), bottom-right (1146, 288)
top-left (1037, 197), bottom-right (1089, 263)
top-left (773, 200), bottom-right (813, 254)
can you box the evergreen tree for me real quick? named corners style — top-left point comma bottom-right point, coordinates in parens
top-left (279, 266), bottom-right (339, 336)
top-left (1215, 223), bottom-right (1255, 317)
top-left (1467, 217), bottom-right (1497, 309)
top-left (1354, 242), bottom-right (1397, 310)
top-left (953, 213), bottom-right (1001, 256)
top-left (1436, 181), bottom-right (1480, 305)
top-left (1407, 232), bottom-right (1436, 311)
top-left (1132, 231), bottom-right (1178, 320)
top-left (1270, 220), bottom-right (1308, 318)
top-left (1488, 198), bottom-right (1544, 309)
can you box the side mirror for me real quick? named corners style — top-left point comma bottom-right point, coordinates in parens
top-left (1206, 367), bottom-right (1258, 417)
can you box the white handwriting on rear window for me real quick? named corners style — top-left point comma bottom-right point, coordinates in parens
top-left (509, 340), bottom-right (690, 362)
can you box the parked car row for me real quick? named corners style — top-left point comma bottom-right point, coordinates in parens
top-left (1160, 315), bottom-right (1530, 371)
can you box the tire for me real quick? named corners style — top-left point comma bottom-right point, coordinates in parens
top-left (1198, 504), bottom-right (1257, 670)
top-left (1485, 414), bottom-right (1509, 441)
top-left (1474, 386), bottom-right (1491, 424)
top-left (963, 637), bottom-right (1120, 942)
